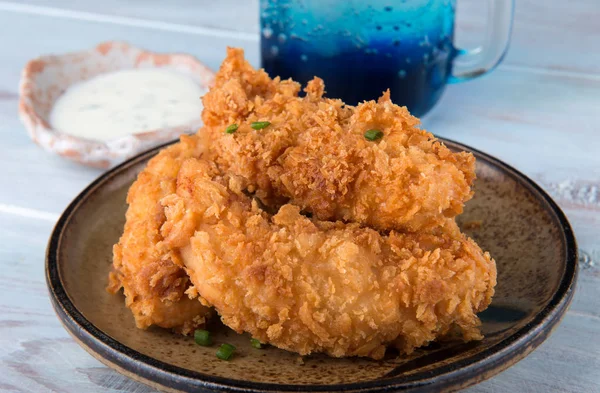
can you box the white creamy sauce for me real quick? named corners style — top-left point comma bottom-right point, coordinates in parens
top-left (49, 69), bottom-right (206, 141)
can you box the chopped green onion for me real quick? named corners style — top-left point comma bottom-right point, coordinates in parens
top-left (225, 124), bottom-right (238, 134)
top-left (250, 338), bottom-right (263, 349)
top-left (194, 329), bottom-right (212, 346)
top-left (364, 129), bottom-right (384, 141)
top-left (251, 121), bottom-right (271, 130)
top-left (216, 343), bottom-right (236, 360)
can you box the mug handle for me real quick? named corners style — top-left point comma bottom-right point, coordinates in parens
top-left (448, 0), bottom-right (515, 83)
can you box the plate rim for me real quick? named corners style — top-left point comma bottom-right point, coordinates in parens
top-left (46, 138), bottom-right (578, 393)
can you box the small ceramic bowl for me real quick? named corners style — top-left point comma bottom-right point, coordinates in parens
top-left (19, 41), bottom-right (214, 168)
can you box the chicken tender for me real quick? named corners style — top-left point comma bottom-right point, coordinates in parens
top-left (200, 48), bottom-right (475, 232)
top-left (158, 158), bottom-right (496, 359)
top-left (107, 135), bottom-right (211, 334)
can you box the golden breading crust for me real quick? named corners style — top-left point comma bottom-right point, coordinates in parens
top-left (200, 48), bottom-right (476, 232)
top-left (158, 158), bottom-right (496, 359)
top-left (107, 135), bottom-right (212, 334)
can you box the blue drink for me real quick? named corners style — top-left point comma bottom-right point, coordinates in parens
top-left (261, 0), bottom-right (515, 117)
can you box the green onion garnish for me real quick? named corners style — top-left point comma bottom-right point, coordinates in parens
top-left (216, 343), bottom-right (236, 360)
top-left (194, 329), bottom-right (212, 346)
top-left (251, 121), bottom-right (271, 130)
top-left (225, 124), bottom-right (238, 134)
top-left (364, 129), bottom-right (384, 141)
top-left (250, 338), bottom-right (263, 349)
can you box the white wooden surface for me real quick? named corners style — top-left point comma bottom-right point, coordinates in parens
top-left (1, 1), bottom-right (599, 392)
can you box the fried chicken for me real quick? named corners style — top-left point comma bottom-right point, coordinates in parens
top-left (158, 158), bottom-right (496, 359)
top-left (200, 48), bottom-right (476, 232)
top-left (107, 135), bottom-right (212, 334)
top-left (108, 47), bottom-right (496, 359)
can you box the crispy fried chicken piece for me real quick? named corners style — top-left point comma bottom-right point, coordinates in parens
top-left (158, 158), bottom-right (496, 359)
top-left (200, 48), bottom-right (476, 232)
top-left (107, 135), bottom-right (211, 334)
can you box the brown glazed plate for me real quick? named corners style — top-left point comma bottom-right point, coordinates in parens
top-left (46, 139), bottom-right (578, 393)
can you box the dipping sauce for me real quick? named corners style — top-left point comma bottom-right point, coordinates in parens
top-left (49, 69), bottom-right (206, 142)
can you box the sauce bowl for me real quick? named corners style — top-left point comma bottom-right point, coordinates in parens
top-left (19, 41), bottom-right (214, 168)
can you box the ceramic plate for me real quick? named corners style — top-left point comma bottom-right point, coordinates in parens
top-left (46, 139), bottom-right (577, 392)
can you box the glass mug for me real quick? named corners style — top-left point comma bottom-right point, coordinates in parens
top-left (260, 0), bottom-right (514, 117)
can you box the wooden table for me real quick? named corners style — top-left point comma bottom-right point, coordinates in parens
top-left (1, 1), bottom-right (598, 392)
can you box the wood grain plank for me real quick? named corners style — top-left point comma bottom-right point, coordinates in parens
top-left (0, 0), bottom-right (259, 40)
top-left (456, 0), bottom-right (600, 74)
top-left (0, 10), bottom-right (258, 80)
top-left (0, 216), bottom-right (158, 393)
top-left (468, 313), bottom-right (600, 393)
